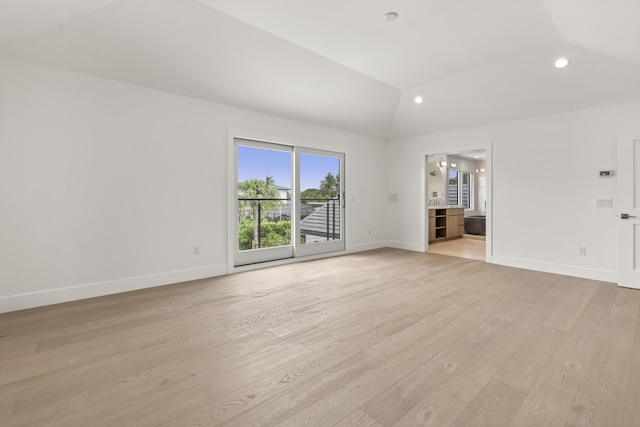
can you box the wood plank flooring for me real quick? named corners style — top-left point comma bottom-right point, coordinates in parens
top-left (428, 236), bottom-right (486, 261)
top-left (1, 248), bottom-right (639, 426)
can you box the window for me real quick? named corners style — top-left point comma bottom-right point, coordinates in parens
top-left (448, 170), bottom-right (472, 209)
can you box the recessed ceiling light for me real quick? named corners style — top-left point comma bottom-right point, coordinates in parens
top-left (384, 12), bottom-right (399, 22)
top-left (554, 57), bottom-right (570, 69)
top-left (414, 96), bottom-right (423, 104)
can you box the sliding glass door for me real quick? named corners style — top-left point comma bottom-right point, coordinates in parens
top-left (295, 149), bottom-right (345, 257)
top-left (235, 140), bottom-right (293, 266)
top-left (234, 139), bottom-right (344, 266)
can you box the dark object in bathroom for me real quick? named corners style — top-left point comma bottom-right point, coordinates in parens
top-left (465, 215), bottom-right (486, 236)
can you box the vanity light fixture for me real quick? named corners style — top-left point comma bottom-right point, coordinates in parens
top-left (450, 162), bottom-right (457, 168)
top-left (480, 168), bottom-right (485, 172)
top-left (414, 95), bottom-right (423, 104)
top-left (384, 12), bottom-right (399, 22)
top-left (440, 160), bottom-right (447, 167)
top-left (554, 57), bottom-right (570, 69)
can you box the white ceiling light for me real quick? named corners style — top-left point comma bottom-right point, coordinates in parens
top-left (414, 96), bottom-right (424, 104)
top-left (384, 12), bottom-right (399, 22)
top-left (554, 57), bottom-right (570, 68)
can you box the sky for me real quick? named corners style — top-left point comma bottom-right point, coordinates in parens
top-left (237, 146), bottom-right (339, 191)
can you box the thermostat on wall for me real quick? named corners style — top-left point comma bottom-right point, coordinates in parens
top-left (599, 170), bottom-right (613, 177)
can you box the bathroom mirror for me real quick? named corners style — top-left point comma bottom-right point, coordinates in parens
top-left (427, 155), bottom-right (446, 206)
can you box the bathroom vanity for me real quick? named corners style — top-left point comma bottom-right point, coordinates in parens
top-left (428, 207), bottom-right (464, 242)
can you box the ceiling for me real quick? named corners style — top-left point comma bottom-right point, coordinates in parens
top-left (1, 0), bottom-right (640, 138)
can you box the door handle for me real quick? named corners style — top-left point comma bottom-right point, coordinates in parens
top-left (621, 213), bottom-right (637, 219)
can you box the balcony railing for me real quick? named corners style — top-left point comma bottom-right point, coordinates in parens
top-left (238, 197), bottom-right (340, 249)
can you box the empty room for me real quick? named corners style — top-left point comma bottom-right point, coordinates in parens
top-left (2, 1), bottom-right (640, 426)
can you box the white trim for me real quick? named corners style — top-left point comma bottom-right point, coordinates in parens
top-left (232, 241), bottom-right (385, 274)
top-left (233, 140), bottom-right (294, 267)
top-left (617, 131), bottom-right (640, 289)
top-left (226, 131), bottom-right (236, 274)
top-left (492, 255), bottom-right (617, 283)
top-left (347, 241), bottom-right (387, 253)
top-left (231, 250), bottom-right (347, 273)
top-left (294, 147), bottom-right (345, 258)
top-left (0, 265), bottom-right (228, 314)
top-left (3, 244), bottom-right (618, 314)
top-left (385, 240), bottom-right (424, 252)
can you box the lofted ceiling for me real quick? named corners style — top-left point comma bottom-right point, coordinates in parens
top-left (1, 0), bottom-right (640, 138)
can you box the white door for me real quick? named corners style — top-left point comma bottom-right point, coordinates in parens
top-left (618, 134), bottom-right (640, 289)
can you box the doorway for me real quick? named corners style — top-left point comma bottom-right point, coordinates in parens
top-left (425, 148), bottom-right (491, 262)
top-left (234, 138), bottom-right (345, 267)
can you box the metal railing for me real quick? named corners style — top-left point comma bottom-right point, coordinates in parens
top-left (238, 198), bottom-right (290, 249)
top-left (238, 196), bottom-right (340, 248)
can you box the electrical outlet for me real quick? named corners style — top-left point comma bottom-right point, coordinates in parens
top-left (193, 245), bottom-right (200, 255)
top-left (578, 246), bottom-right (586, 256)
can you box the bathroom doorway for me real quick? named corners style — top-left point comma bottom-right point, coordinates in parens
top-left (425, 148), bottom-right (490, 262)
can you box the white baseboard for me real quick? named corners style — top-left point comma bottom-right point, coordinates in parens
top-left (2, 249), bottom-right (618, 314)
top-left (491, 255), bottom-right (617, 283)
top-left (385, 240), bottom-right (424, 252)
top-left (0, 264), bottom-right (228, 314)
top-left (347, 240), bottom-right (387, 253)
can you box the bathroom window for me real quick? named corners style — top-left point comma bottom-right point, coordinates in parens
top-left (448, 170), bottom-right (472, 209)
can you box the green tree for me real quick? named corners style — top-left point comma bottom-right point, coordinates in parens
top-left (260, 221), bottom-right (291, 247)
top-left (238, 176), bottom-right (282, 249)
top-left (319, 172), bottom-right (340, 199)
top-left (237, 216), bottom-right (255, 250)
top-left (237, 217), bottom-right (291, 250)
top-left (301, 188), bottom-right (321, 203)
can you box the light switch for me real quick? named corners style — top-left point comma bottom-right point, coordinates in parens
top-left (596, 198), bottom-right (613, 207)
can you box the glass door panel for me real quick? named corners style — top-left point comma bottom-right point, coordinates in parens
top-left (235, 139), bottom-right (293, 266)
top-left (295, 149), bottom-right (345, 257)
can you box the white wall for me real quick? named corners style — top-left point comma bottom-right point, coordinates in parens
top-left (0, 57), bottom-right (387, 313)
top-left (387, 101), bottom-right (640, 282)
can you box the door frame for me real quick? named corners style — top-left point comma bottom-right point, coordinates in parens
top-left (617, 132), bottom-right (640, 288)
top-left (233, 139), bottom-right (294, 267)
top-left (294, 147), bottom-right (345, 258)
top-left (421, 143), bottom-right (493, 262)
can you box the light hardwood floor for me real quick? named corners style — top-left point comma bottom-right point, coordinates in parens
top-left (1, 248), bottom-right (639, 426)
top-left (428, 236), bottom-right (486, 261)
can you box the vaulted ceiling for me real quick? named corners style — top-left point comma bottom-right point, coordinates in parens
top-left (1, 0), bottom-right (640, 138)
